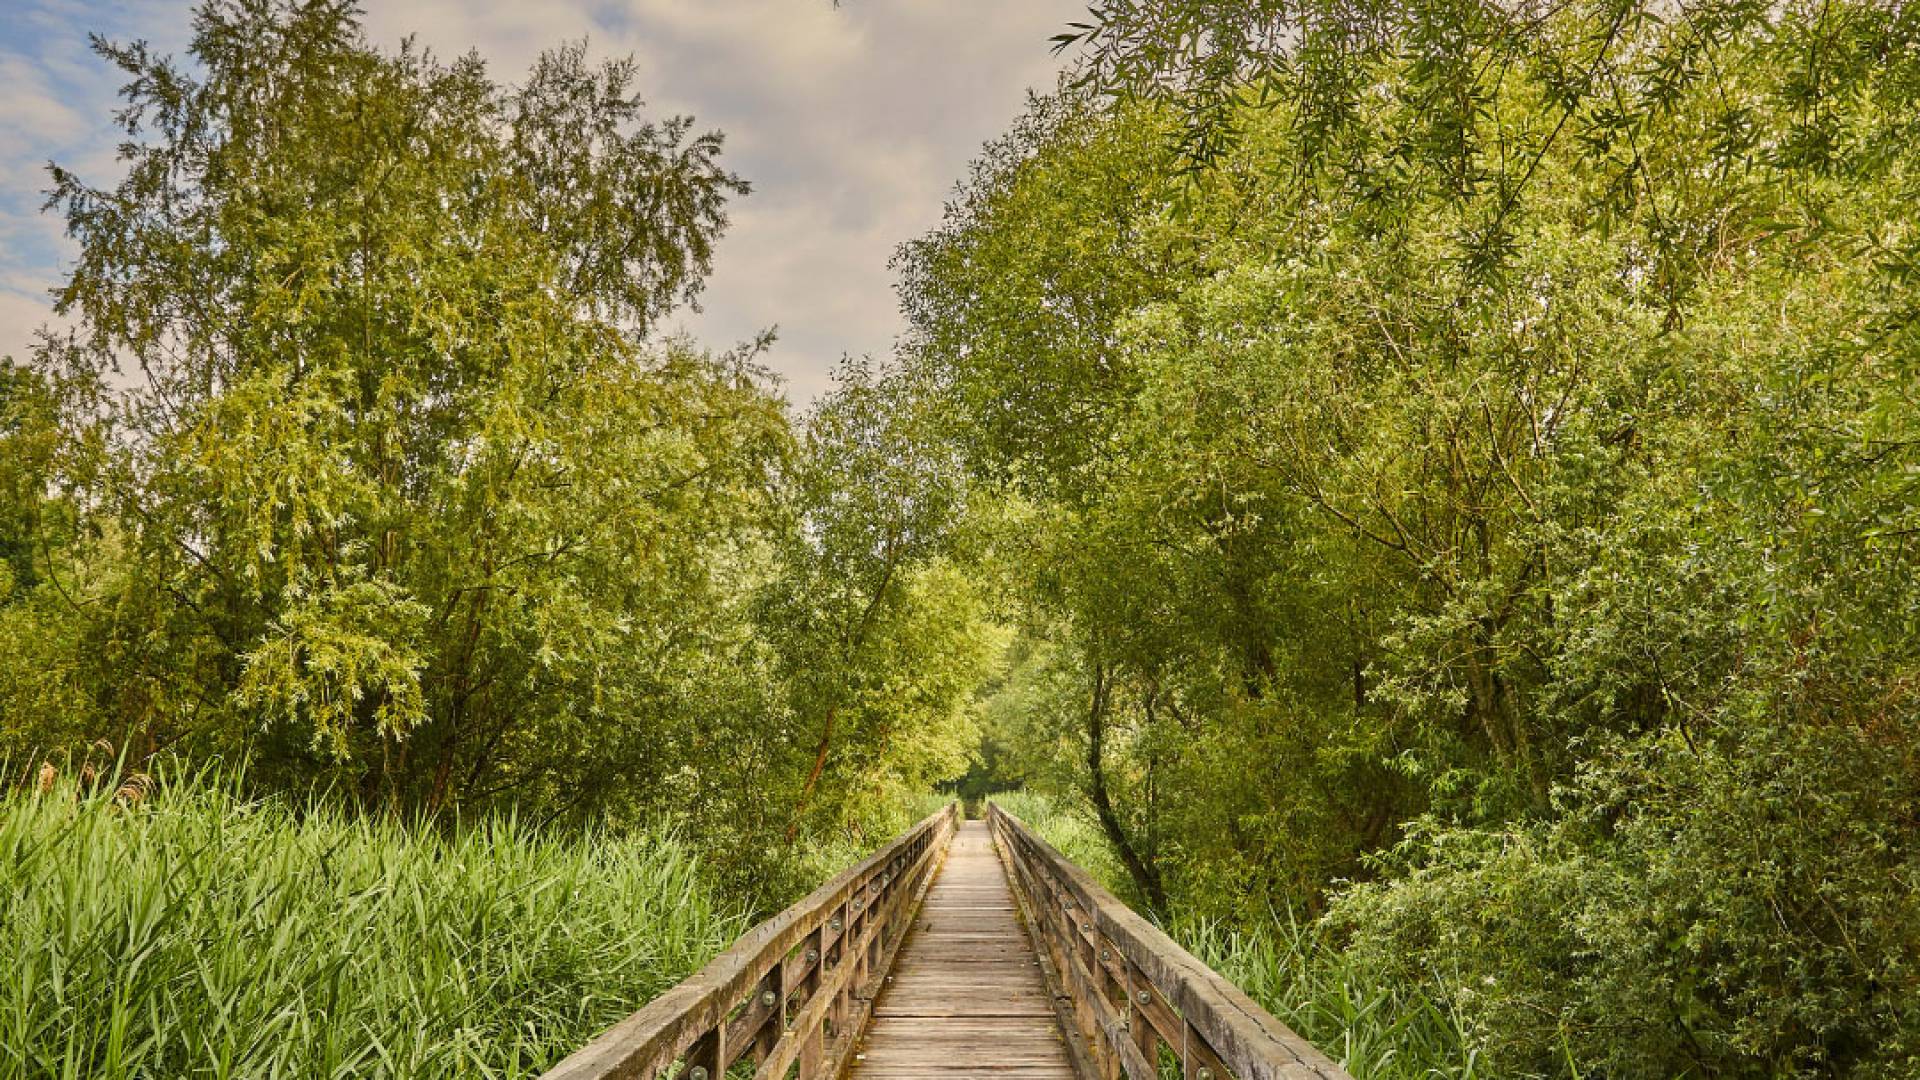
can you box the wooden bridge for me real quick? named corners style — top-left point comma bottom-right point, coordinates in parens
top-left (544, 805), bottom-right (1352, 1080)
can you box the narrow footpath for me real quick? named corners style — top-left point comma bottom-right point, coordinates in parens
top-left (845, 820), bottom-right (1078, 1080)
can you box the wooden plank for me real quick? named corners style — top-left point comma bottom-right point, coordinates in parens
top-left (988, 808), bottom-right (1352, 1080)
top-left (822, 820), bottom-right (958, 1080)
top-left (847, 820), bottom-right (1081, 1080)
top-left (543, 806), bottom-right (956, 1080)
top-left (765, 828), bottom-right (954, 1080)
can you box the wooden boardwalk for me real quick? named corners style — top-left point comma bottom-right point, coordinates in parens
top-left (847, 820), bottom-right (1077, 1080)
top-left (543, 805), bottom-right (1351, 1080)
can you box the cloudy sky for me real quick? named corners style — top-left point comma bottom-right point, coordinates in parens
top-left (0, 0), bottom-right (1081, 403)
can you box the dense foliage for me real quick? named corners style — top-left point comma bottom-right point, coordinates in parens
top-left (1000, 793), bottom-right (1478, 1080)
top-left (901, 2), bottom-right (1920, 1075)
top-left (0, 0), bottom-right (993, 902)
top-left (7, 0), bottom-right (1920, 1076)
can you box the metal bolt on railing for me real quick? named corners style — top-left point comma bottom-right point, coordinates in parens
top-left (1100, 949), bottom-right (1111, 963)
top-left (830, 917), bottom-right (843, 932)
top-left (806, 949), bottom-right (819, 964)
top-left (1136, 990), bottom-right (1152, 1005)
top-left (689, 1068), bottom-right (709, 1080)
top-left (760, 991), bottom-right (777, 1008)
top-left (1196, 1069), bottom-right (1213, 1080)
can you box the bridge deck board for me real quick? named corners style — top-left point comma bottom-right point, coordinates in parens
top-left (846, 820), bottom-right (1077, 1080)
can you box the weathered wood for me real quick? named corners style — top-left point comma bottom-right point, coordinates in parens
top-left (542, 805), bottom-right (958, 1080)
top-left (847, 821), bottom-right (1084, 1080)
top-left (986, 806), bottom-right (1353, 1080)
top-left (821, 825), bottom-right (952, 1080)
top-left (543, 804), bottom-right (1349, 1080)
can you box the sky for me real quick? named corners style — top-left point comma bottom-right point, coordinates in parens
top-left (0, 0), bottom-right (1081, 404)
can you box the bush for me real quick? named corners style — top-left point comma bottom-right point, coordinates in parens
top-left (995, 790), bottom-right (1478, 1079)
top-left (1332, 712), bottom-right (1920, 1079)
top-left (990, 790), bottom-right (1128, 892)
top-left (1179, 915), bottom-right (1480, 1080)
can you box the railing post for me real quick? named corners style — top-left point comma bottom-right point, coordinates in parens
top-left (685, 1026), bottom-right (721, 1080)
top-left (829, 896), bottom-right (852, 1049)
top-left (541, 805), bottom-right (959, 1080)
top-left (797, 923), bottom-right (826, 1080)
top-left (988, 803), bottom-right (1355, 1080)
top-left (753, 963), bottom-right (784, 1065)
top-left (1124, 963), bottom-right (1157, 1068)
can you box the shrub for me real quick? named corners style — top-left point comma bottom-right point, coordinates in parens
top-left (995, 790), bottom-right (1477, 1079)
top-left (1332, 712), bottom-right (1920, 1079)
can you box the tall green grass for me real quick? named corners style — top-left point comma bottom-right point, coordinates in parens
top-left (988, 790), bottom-right (1127, 887)
top-left (1176, 916), bottom-right (1479, 1080)
top-left (0, 762), bottom-right (745, 1079)
top-left (989, 792), bottom-right (1478, 1080)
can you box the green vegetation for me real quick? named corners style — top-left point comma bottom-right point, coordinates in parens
top-left (914, 3), bottom-right (1920, 1076)
top-left (0, 0), bottom-right (988, 903)
top-left (4, 0), bottom-right (1919, 1075)
top-left (999, 794), bottom-right (1476, 1080)
top-left (0, 759), bottom-right (740, 1078)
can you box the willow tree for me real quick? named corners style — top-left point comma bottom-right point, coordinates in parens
top-left (33, 0), bottom-right (788, 815)
top-left (759, 359), bottom-right (992, 840)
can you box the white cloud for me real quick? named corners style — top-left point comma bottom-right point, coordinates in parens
top-left (2, 0), bottom-right (1081, 402)
top-left (0, 55), bottom-right (87, 147)
top-left (361, 0), bottom-right (1079, 403)
top-left (0, 289), bottom-right (56, 366)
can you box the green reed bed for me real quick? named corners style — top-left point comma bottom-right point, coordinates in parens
top-left (0, 764), bottom-right (744, 1079)
top-left (1175, 916), bottom-right (1480, 1080)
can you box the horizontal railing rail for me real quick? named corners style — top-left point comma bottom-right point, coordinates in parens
top-left (988, 804), bottom-right (1353, 1080)
top-left (544, 804), bottom-right (960, 1080)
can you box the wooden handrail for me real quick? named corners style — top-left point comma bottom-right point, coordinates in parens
top-left (988, 804), bottom-right (1352, 1080)
top-left (544, 804), bottom-right (960, 1080)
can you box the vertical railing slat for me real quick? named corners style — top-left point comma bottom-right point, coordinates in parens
top-left (542, 806), bottom-right (958, 1080)
top-left (987, 804), bottom-right (1355, 1080)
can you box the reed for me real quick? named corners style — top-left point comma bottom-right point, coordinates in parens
top-left (0, 761), bottom-right (745, 1079)
top-left (1176, 915), bottom-right (1480, 1080)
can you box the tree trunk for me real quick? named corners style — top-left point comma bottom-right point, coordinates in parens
top-left (1084, 661), bottom-right (1169, 912)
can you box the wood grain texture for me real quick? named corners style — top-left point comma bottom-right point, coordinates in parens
top-left (847, 821), bottom-right (1083, 1080)
top-left (987, 807), bottom-right (1353, 1080)
top-left (542, 807), bottom-right (956, 1080)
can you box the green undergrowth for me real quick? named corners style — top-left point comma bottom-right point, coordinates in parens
top-left (755, 789), bottom-right (958, 906)
top-left (0, 761), bottom-right (746, 1079)
top-left (988, 790), bottom-right (1126, 885)
top-left (1177, 916), bottom-right (1480, 1080)
top-left (992, 792), bottom-right (1478, 1080)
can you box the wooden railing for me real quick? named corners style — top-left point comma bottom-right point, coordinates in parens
top-left (544, 804), bottom-right (960, 1080)
top-left (988, 805), bottom-right (1353, 1080)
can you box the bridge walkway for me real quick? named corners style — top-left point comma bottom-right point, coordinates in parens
top-left (846, 820), bottom-right (1076, 1080)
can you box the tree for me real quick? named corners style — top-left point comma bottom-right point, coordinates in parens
top-left (884, 0), bottom-right (1920, 1071)
top-left (0, 359), bottom-right (100, 759)
top-left (31, 0), bottom-right (787, 815)
top-left (759, 358), bottom-right (989, 841)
